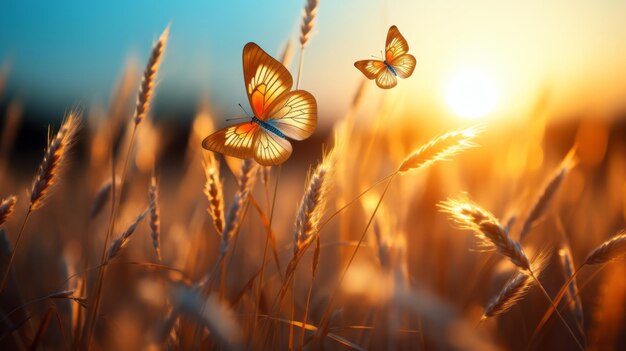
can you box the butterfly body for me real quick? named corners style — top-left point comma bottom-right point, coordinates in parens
top-left (354, 26), bottom-right (416, 89)
top-left (202, 42), bottom-right (317, 166)
top-left (383, 60), bottom-right (398, 76)
top-left (251, 116), bottom-right (286, 139)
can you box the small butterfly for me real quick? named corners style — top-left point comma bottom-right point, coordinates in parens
top-left (354, 25), bottom-right (417, 89)
top-left (202, 42), bottom-right (317, 166)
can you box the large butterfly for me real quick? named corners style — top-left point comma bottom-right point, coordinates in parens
top-left (202, 42), bottom-right (317, 166)
top-left (354, 26), bottom-right (417, 89)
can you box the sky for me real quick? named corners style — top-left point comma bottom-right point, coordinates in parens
top-left (1, 0), bottom-right (625, 127)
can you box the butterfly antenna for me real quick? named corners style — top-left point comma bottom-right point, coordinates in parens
top-left (238, 103), bottom-right (253, 118)
top-left (225, 117), bottom-right (250, 122)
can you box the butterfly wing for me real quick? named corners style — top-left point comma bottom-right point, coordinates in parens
top-left (202, 122), bottom-right (260, 159)
top-left (389, 54), bottom-right (416, 78)
top-left (375, 68), bottom-right (398, 89)
top-left (354, 60), bottom-right (386, 80)
top-left (265, 90), bottom-right (317, 140)
top-left (254, 130), bottom-right (292, 166)
top-left (385, 26), bottom-right (410, 63)
top-left (243, 42), bottom-right (293, 120)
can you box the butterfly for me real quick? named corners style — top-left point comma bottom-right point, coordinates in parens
top-left (202, 42), bottom-right (317, 166)
top-left (354, 25), bottom-right (417, 89)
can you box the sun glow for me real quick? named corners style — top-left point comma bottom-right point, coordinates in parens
top-left (444, 69), bottom-right (499, 120)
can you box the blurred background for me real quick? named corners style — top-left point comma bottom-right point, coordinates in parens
top-left (1, 1), bottom-right (626, 349)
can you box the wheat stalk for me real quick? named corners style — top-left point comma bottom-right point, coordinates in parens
top-left (558, 246), bottom-right (584, 326)
top-left (398, 126), bottom-right (480, 173)
top-left (199, 160), bottom-right (258, 292)
top-left (439, 196), bottom-right (531, 271)
top-left (171, 288), bottom-right (242, 349)
top-left (302, 128), bottom-right (483, 340)
top-left (83, 26), bottom-right (169, 349)
top-left (519, 149), bottom-right (577, 240)
top-left (441, 196), bottom-right (583, 349)
top-left (530, 230), bottom-right (626, 347)
top-left (149, 175), bottom-right (162, 262)
top-left (293, 152), bottom-right (332, 254)
top-left (106, 210), bottom-right (148, 262)
top-left (134, 25), bottom-right (169, 125)
top-left (296, 0), bottom-right (319, 89)
top-left (0, 112), bottom-right (80, 293)
top-left (203, 153), bottom-right (224, 234)
top-left (220, 159), bottom-right (257, 256)
top-left (0, 196), bottom-right (16, 226)
top-left (279, 40), bottom-right (294, 68)
top-left (290, 151), bottom-right (333, 349)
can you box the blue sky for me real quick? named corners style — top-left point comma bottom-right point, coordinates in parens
top-left (0, 0), bottom-right (310, 116)
top-left (2, 1), bottom-right (625, 125)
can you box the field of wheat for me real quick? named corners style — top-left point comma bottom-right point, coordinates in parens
top-left (1, 1), bottom-right (626, 350)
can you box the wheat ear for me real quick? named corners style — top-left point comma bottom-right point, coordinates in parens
top-left (519, 148), bottom-right (577, 240)
top-left (0, 196), bottom-right (16, 227)
top-left (30, 113), bottom-right (81, 210)
top-left (106, 210), bottom-right (148, 262)
top-left (293, 152), bottom-right (332, 254)
top-left (203, 153), bottom-right (224, 234)
top-left (398, 126), bottom-right (481, 173)
top-left (583, 230), bottom-right (626, 265)
top-left (134, 25), bottom-right (169, 126)
top-left (296, 0), bottom-right (319, 89)
top-left (482, 253), bottom-right (548, 321)
top-left (439, 196), bottom-right (531, 271)
top-left (90, 179), bottom-right (113, 218)
top-left (149, 175), bottom-right (162, 262)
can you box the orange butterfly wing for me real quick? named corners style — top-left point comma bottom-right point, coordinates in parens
top-left (243, 42), bottom-right (293, 120)
top-left (354, 60), bottom-right (386, 80)
top-left (254, 130), bottom-right (293, 166)
top-left (375, 69), bottom-right (397, 89)
top-left (265, 90), bottom-right (317, 140)
top-left (385, 25), bottom-right (410, 62)
top-left (202, 122), bottom-right (260, 159)
top-left (390, 54), bottom-right (416, 78)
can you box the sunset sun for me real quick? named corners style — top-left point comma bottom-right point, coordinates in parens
top-left (444, 69), bottom-right (499, 120)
